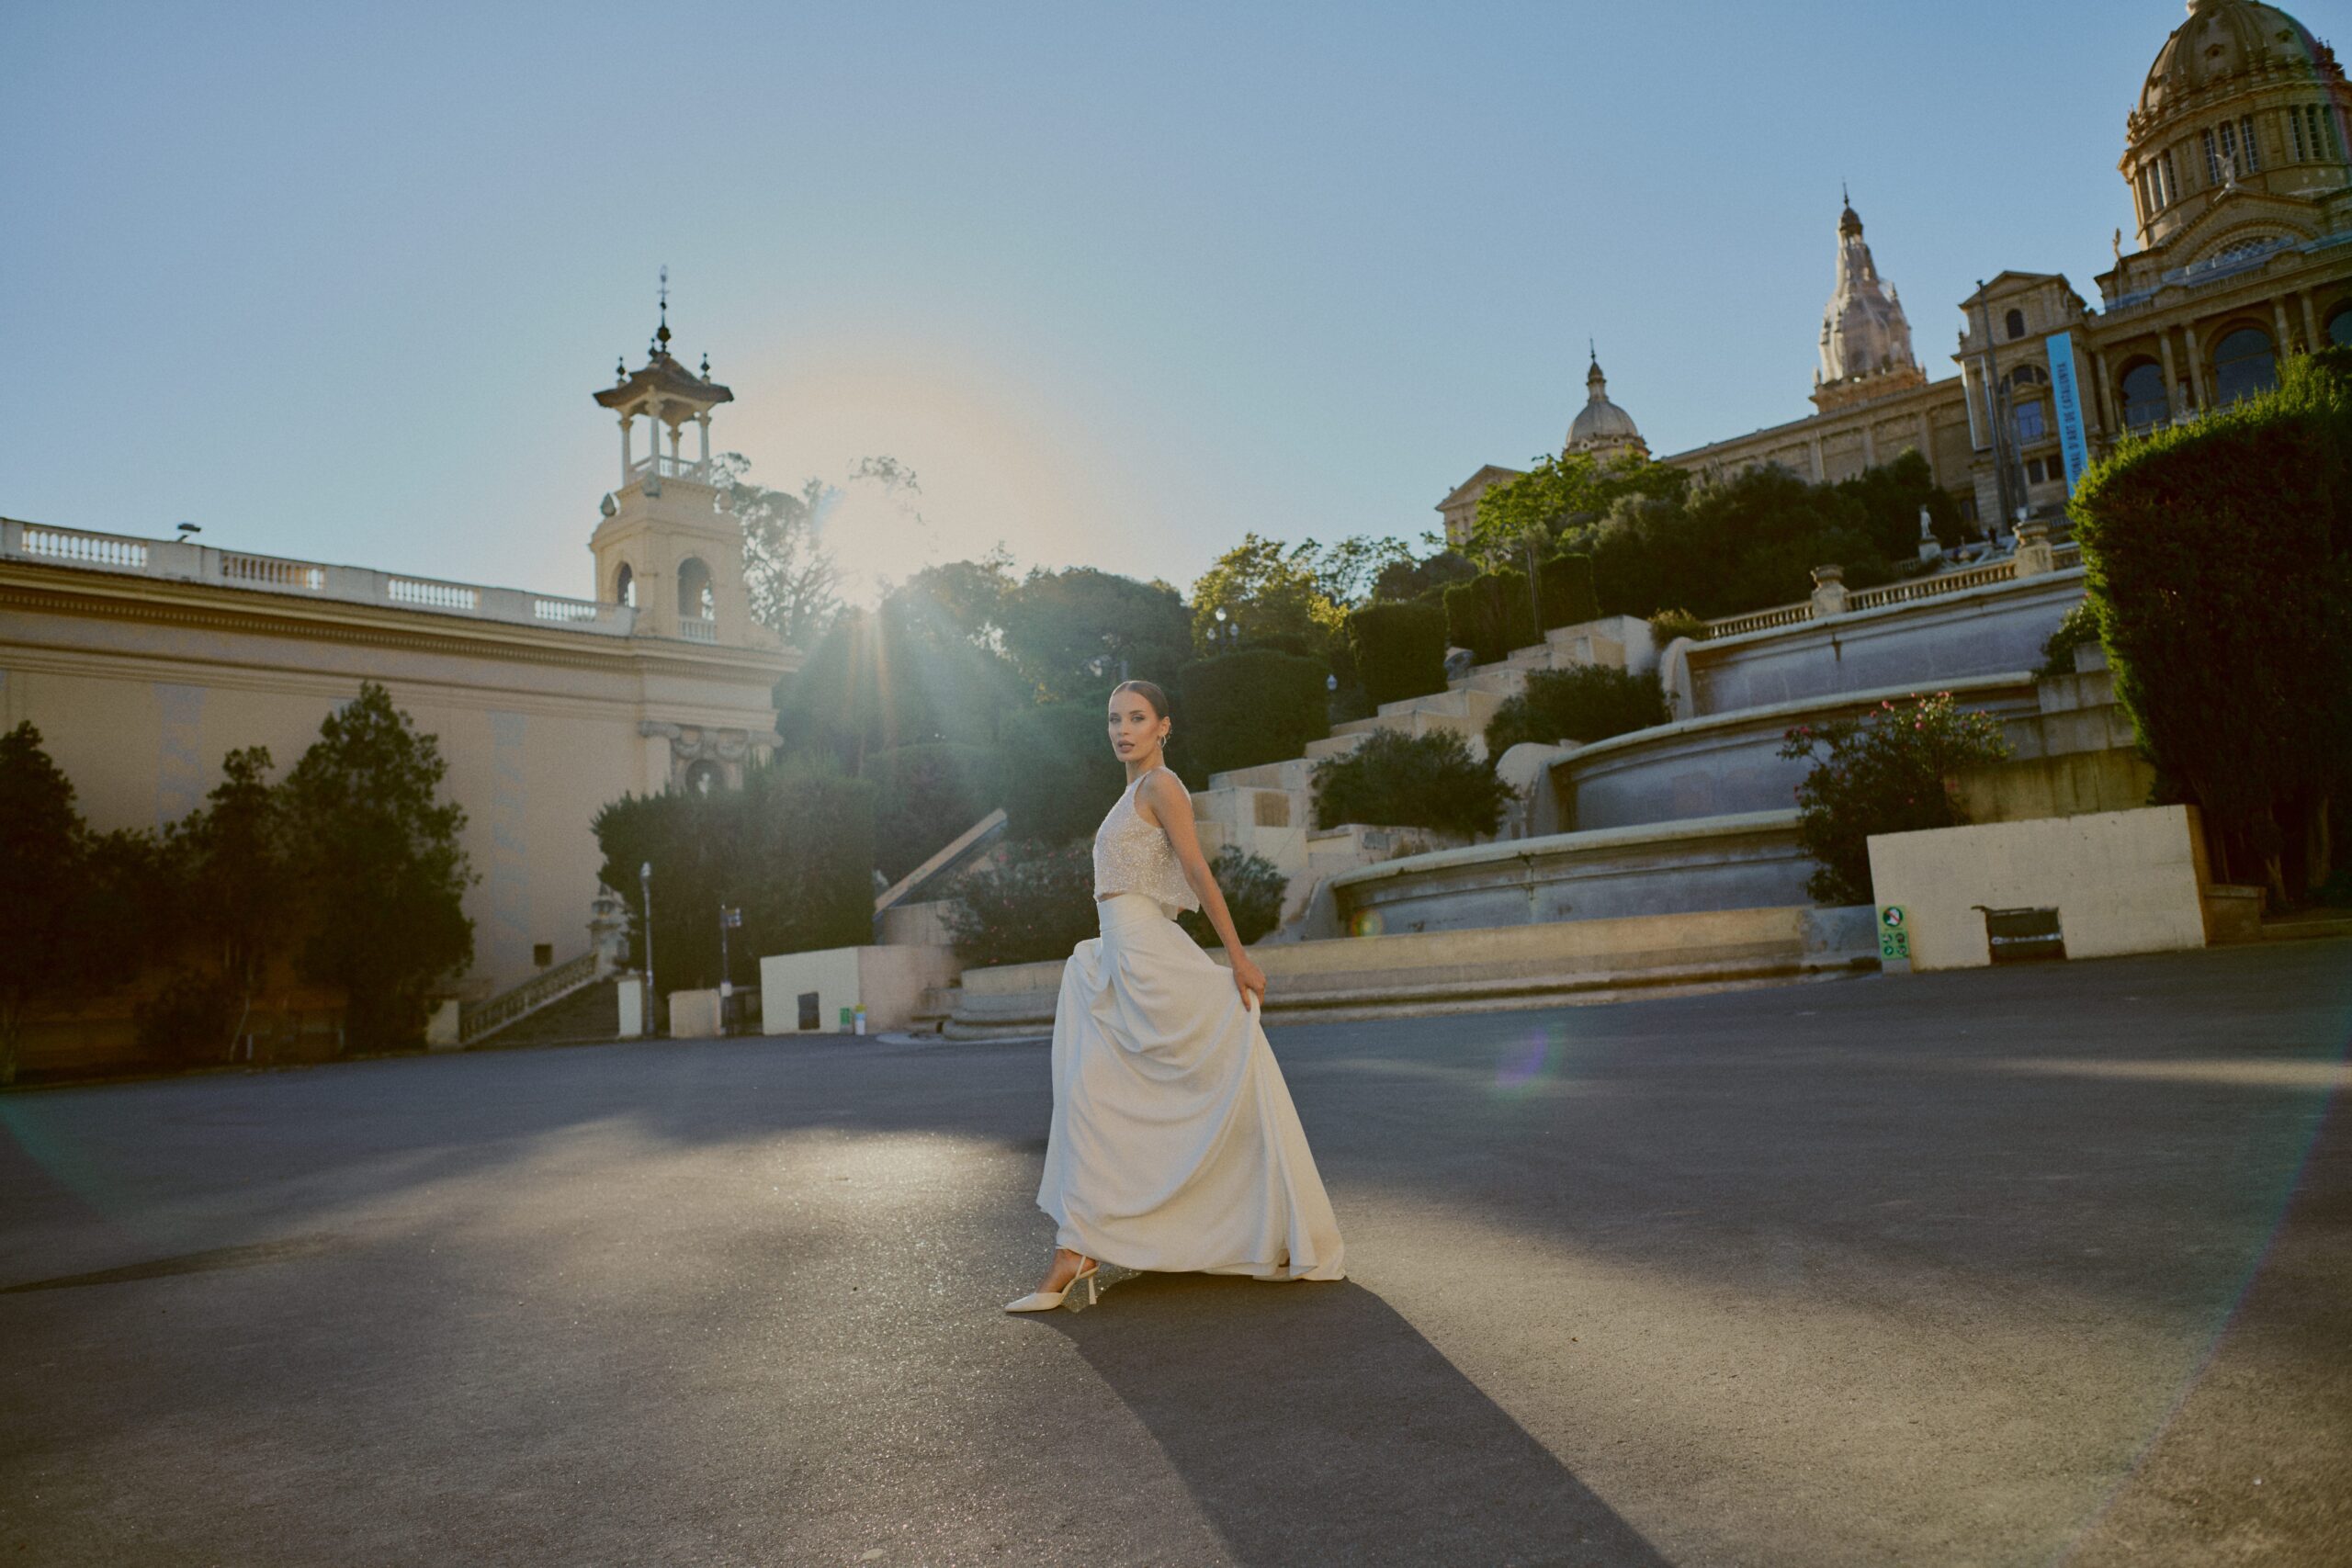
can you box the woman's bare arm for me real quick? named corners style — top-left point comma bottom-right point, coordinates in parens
top-left (1136, 770), bottom-right (1250, 954)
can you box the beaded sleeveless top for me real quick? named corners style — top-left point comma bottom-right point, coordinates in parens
top-left (1092, 766), bottom-right (1200, 912)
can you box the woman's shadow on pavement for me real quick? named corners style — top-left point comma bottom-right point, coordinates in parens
top-left (1048, 1272), bottom-right (1668, 1567)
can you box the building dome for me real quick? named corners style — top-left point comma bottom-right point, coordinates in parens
top-left (1816, 197), bottom-right (1919, 394)
top-left (2138, 0), bottom-right (2330, 120)
top-left (1566, 352), bottom-right (1646, 460)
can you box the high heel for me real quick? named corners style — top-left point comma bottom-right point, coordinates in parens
top-left (1004, 1255), bottom-right (1099, 1313)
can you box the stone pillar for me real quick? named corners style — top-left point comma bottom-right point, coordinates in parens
top-left (696, 412), bottom-right (711, 476)
top-left (2090, 349), bottom-right (2115, 435)
top-left (1808, 564), bottom-right (1849, 618)
top-left (2014, 518), bottom-right (2055, 577)
top-left (2159, 332), bottom-right (2182, 422)
top-left (620, 413), bottom-right (633, 480)
top-left (2303, 290), bottom-right (2322, 352)
top-left (1809, 434), bottom-right (1825, 481)
top-left (2275, 297), bottom-right (2296, 355)
top-left (2183, 321), bottom-right (2209, 412)
top-left (1861, 424), bottom-right (1876, 468)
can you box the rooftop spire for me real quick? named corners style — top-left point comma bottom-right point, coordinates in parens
top-left (654, 265), bottom-right (672, 356)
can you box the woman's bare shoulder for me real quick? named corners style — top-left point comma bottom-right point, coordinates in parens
top-left (1135, 765), bottom-right (1190, 823)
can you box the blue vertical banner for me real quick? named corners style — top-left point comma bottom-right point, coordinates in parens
top-left (2046, 330), bottom-right (2091, 493)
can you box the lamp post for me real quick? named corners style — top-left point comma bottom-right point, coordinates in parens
top-left (639, 860), bottom-right (654, 1034)
top-left (718, 904), bottom-right (741, 1034)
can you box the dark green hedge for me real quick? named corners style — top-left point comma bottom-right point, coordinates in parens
top-left (865, 742), bottom-right (1007, 884)
top-left (1309, 728), bottom-right (1511, 837)
top-left (994, 703), bottom-right (1131, 845)
top-left (2071, 348), bottom-right (2352, 904)
top-left (1178, 649), bottom-right (1330, 781)
top-left (1346, 600), bottom-right (1449, 709)
top-left (1443, 553), bottom-right (1600, 666)
top-left (1483, 666), bottom-right (1669, 755)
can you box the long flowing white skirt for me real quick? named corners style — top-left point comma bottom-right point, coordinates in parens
top-left (1037, 890), bottom-right (1346, 1280)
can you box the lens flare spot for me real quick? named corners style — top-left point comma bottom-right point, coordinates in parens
top-left (1495, 1027), bottom-right (1555, 1093)
top-left (1350, 908), bottom-right (1385, 938)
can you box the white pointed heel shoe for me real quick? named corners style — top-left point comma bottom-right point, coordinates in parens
top-left (1004, 1254), bottom-right (1099, 1313)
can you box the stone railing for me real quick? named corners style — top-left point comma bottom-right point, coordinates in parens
top-left (2, 518), bottom-right (637, 637)
top-left (460, 949), bottom-right (601, 1045)
top-left (1699, 547), bottom-right (2078, 641)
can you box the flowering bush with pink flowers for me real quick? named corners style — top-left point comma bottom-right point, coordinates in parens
top-left (1776, 693), bottom-right (2011, 906)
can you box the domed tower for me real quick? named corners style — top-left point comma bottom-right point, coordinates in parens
top-left (2121, 0), bottom-right (2349, 252)
top-left (1566, 348), bottom-right (1648, 463)
top-left (586, 275), bottom-right (767, 649)
top-left (1812, 193), bottom-right (1926, 413)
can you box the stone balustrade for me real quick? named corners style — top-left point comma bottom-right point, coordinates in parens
top-left (2, 517), bottom-right (637, 637)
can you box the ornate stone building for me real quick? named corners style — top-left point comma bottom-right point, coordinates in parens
top-left (1442, 0), bottom-right (2352, 545)
top-left (0, 299), bottom-right (796, 1004)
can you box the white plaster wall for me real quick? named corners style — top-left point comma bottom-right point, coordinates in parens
top-left (1864, 804), bottom-right (2211, 972)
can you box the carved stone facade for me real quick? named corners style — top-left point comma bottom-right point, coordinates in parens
top-left (1441, 0), bottom-right (2352, 545)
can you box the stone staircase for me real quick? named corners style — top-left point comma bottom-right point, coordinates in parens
top-left (1189, 615), bottom-right (1657, 933)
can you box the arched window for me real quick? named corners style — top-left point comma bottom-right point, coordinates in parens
top-left (2211, 325), bottom-right (2276, 405)
top-left (2328, 302), bottom-right (2352, 347)
top-left (2119, 359), bottom-right (2168, 431)
top-left (613, 562), bottom-right (636, 608)
top-left (676, 557), bottom-right (715, 623)
top-left (2005, 309), bottom-right (2027, 341)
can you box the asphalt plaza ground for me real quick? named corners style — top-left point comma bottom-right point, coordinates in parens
top-left (2, 938), bottom-right (2348, 1567)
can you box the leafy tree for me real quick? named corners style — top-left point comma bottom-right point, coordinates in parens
top-left (711, 453), bottom-right (843, 648)
top-left (1835, 448), bottom-right (1968, 558)
top-left (1777, 692), bottom-right (2012, 906)
top-left (995, 702), bottom-right (1135, 845)
top-left (1371, 547), bottom-right (1479, 604)
top-left (1472, 451), bottom-right (1690, 563)
top-left (280, 683), bottom-right (477, 1054)
top-left (2070, 349), bottom-right (2352, 904)
top-left (775, 592), bottom-right (1027, 773)
top-left (162, 746), bottom-right (293, 1062)
top-left (1310, 728), bottom-right (1511, 838)
top-left (998, 567), bottom-right (1193, 703)
top-left (867, 742), bottom-right (1008, 884)
top-left (0, 723), bottom-right (87, 1084)
top-left (1188, 533), bottom-right (1346, 652)
top-left (1485, 667), bottom-right (1668, 754)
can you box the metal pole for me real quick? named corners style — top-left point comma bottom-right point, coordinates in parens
top-left (718, 905), bottom-right (731, 1036)
top-left (639, 861), bottom-right (654, 1034)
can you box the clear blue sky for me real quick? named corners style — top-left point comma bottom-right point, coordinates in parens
top-left (0, 1), bottom-right (2267, 604)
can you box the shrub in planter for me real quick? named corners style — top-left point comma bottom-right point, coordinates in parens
top-left (1178, 649), bottom-right (1329, 780)
top-left (2036, 600), bottom-right (2103, 677)
top-left (1176, 845), bottom-right (1290, 949)
top-left (1648, 607), bottom-right (1706, 647)
top-left (943, 840), bottom-right (1099, 967)
top-left (1485, 666), bottom-right (1668, 754)
top-left (1776, 692), bottom-right (2011, 906)
top-left (1310, 728), bottom-right (1512, 838)
top-left (1345, 600), bottom-right (1449, 708)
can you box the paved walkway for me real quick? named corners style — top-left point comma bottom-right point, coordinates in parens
top-left (3, 941), bottom-right (2347, 1566)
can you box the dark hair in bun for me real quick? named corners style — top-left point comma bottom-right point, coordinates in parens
top-left (1110, 680), bottom-right (1170, 721)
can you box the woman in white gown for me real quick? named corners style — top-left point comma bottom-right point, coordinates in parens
top-left (1007, 679), bottom-right (1347, 1312)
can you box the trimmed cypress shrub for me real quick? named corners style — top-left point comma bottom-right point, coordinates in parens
top-left (2070, 348), bottom-right (2352, 904)
top-left (1539, 552), bottom-right (1600, 628)
top-left (1444, 570), bottom-right (1534, 666)
top-left (1345, 600), bottom-right (1449, 708)
top-left (1178, 649), bottom-right (1330, 780)
top-left (1484, 666), bottom-right (1669, 755)
top-left (1309, 728), bottom-right (1511, 838)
